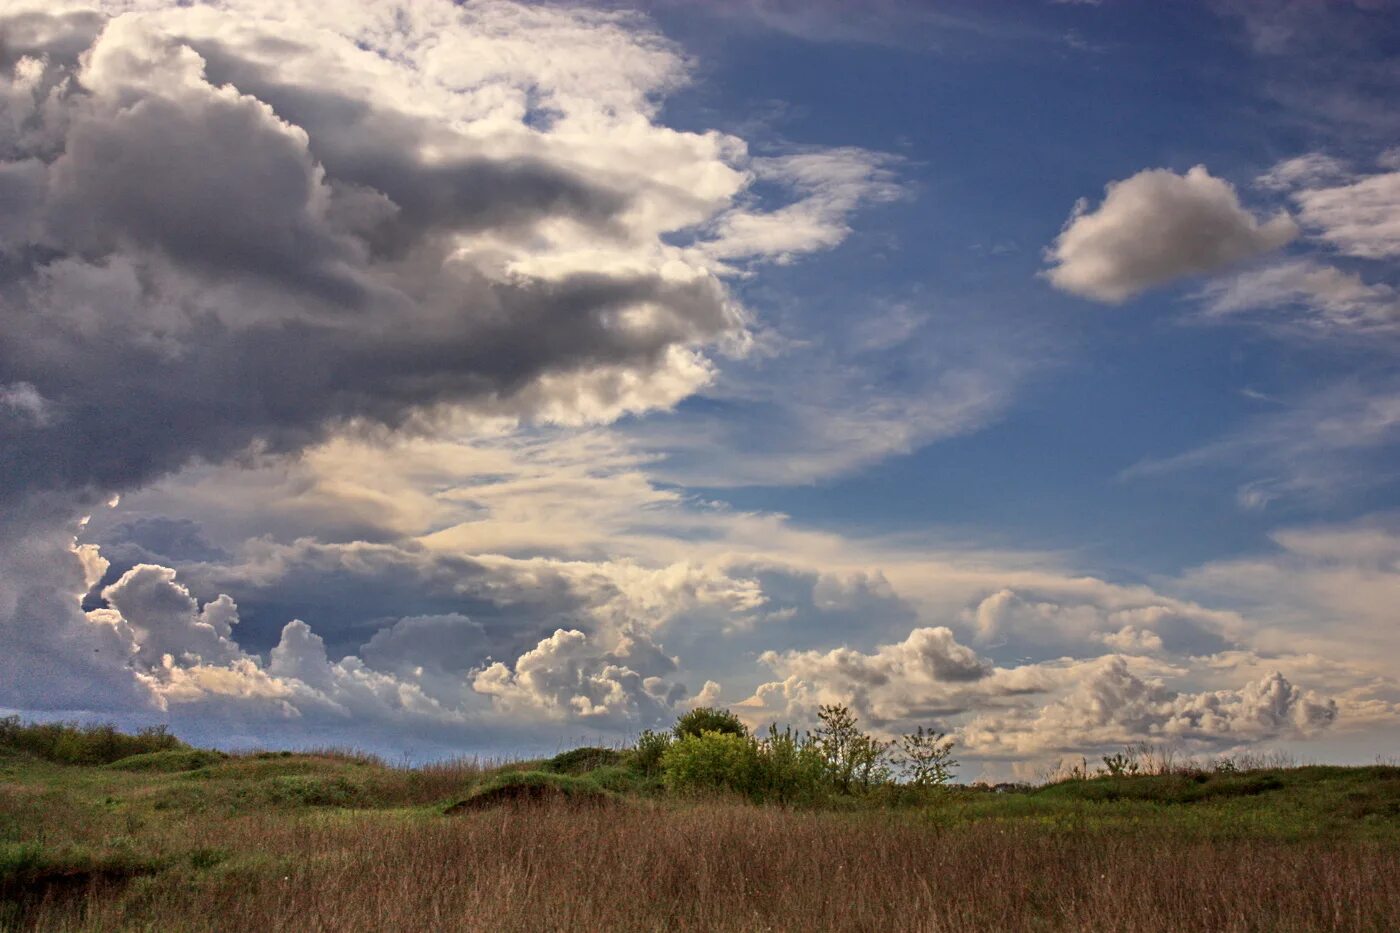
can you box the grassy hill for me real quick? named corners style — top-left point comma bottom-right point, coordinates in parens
top-left (1, 723), bottom-right (1397, 931)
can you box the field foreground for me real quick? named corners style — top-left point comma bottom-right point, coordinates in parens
top-left (2, 743), bottom-right (1398, 931)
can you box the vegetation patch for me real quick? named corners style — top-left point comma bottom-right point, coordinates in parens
top-left (1039, 772), bottom-right (1287, 804)
top-left (444, 771), bottom-right (615, 813)
top-left (540, 746), bottom-right (624, 775)
top-left (0, 842), bottom-right (163, 905)
top-left (105, 749), bottom-right (228, 773)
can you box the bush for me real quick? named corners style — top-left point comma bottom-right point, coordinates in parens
top-left (673, 707), bottom-right (748, 740)
top-left (0, 717), bottom-right (186, 766)
top-left (755, 725), bottom-right (828, 805)
top-left (813, 706), bottom-right (890, 794)
top-left (632, 729), bottom-right (672, 776)
top-left (896, 727), bottom-right (957, 789)
top-left (661, 731), bottom-right (761, 798)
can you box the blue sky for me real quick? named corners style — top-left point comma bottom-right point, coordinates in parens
top-left (1, 0), bottom-right (1397, 775)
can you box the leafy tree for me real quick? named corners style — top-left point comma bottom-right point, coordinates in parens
top-left (813, 705), bottom-right (890, 794)
top-left (673, 707), bottom-right (748, 740)
top-left (896, 727), bottom-right (957, 789)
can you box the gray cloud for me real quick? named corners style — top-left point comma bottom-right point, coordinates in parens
top-left (0, 5), bottom-right (741, 511)
top-left (1045, 165), bottom-right (1297, 302)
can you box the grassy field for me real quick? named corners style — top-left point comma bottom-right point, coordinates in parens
top-left (1, 729), bottom-right (1398, 931)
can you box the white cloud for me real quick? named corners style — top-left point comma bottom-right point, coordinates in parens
top-left (1045, 165), bottom-right (1297, 302)
top-left (1177, 520), bottom-right (1400, 670)
top-left (961, 657), bottom-right (1337, 758)
top-left (472, 627), bottom-right (690, 725)
top-left (702, 149), bottom-right (905, 266)
top-left (1199, 259), bottom-right (1399, 336)
top-left (1290, 165), bottom-right (1400, 260)
top-left (1255, 153), bottom-right (1352, 191)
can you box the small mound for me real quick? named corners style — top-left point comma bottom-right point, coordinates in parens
top-left (444, 771), bottom-right (614, 813)
top-left (541, 746), bottom-right (624, 775)
top-left (1037, 771), bottom-right (1287, 804)
top-left (105, 749), bottom-right (227, 773)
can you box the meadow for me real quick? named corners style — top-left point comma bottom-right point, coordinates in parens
top-left (2, 716), bottom-right (1398, 932)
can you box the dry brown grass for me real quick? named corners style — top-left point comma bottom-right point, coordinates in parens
top-left (20, 800), bottom-right (1400, 933)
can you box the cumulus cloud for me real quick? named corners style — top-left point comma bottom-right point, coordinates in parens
top-left (0, 506), bottom-right (155, 712)
top-left (745, 626), bottom-right (1025, 727)
top-left (472, 628), bottom-right (691, 725)
top-left (1045, 165), bottom-right (1297, 302)
top-left (961, 657), bottom-right (1337, 757)
top-left (0, 0), bottom-right (902, 511)
top-left (102, 564), bottom-right (243, 668)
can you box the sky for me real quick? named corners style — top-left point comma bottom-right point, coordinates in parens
top-left (0, 0), bottom-right (1397, 779)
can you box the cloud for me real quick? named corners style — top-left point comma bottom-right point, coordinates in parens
top-left (1290, 165), bottom-right (1400, 260)
top-left (1191, 153), bottom-right (1400, 339)
top-left (1199, 259), bottom-right (1399, 336)
top-left (1125, 378), bottom-right (1400, 507)
top-left (0, 0), bottom-right (900, 511)
top-left (745, 626), bottom-right (1025, 727)
top-left (1045, 165), bottom-right (1297, 302)
top-left (632, 0), bottom-right (1046, 49)
top-left (1255, 153), bottom-right (1352, 191)
top-left (628, 297), bottom-right (1036, 487)
top-left (969, 587), bottom-right (1239, 659)
top-left (101, 564), bottom-right (243, 669)
top-left (961, 657), bottom-right (1337, 757)
top-left (472, 627), bottom-right (690, 725)
top-left (702, 149), bottom-right (905, 265)
top-left (0, 504), bottom-right (156, 712)
top-left (1177, 520), bottom-right (1400, 669)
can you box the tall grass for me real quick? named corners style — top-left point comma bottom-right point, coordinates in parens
top-left (17, 801), bottom-right (1398, 932)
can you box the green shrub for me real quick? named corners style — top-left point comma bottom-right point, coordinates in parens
top-left (584, 765), bottom-right (656, 794)
top-left (673, 707), bottom-right (748, 740)
top-left (755, 725), bottom-right (828, 805)
top-left (661, 731), bottom-right (761, 797)
top-left (896, 727), bottom-right (957, 789)
top-left (632, 729), bottom-right (672, 775)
